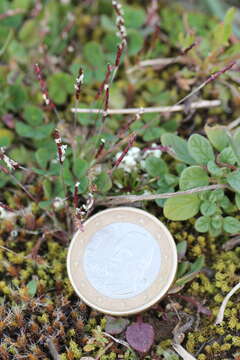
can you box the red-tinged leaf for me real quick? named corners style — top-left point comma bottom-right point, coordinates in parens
top-left (105, 316), bottom-right (129, 335)
top-left (126, 322), bottom-right (154, 353)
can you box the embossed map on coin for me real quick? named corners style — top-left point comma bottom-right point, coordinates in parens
top-left (84, 222), bottom-right (161, 299)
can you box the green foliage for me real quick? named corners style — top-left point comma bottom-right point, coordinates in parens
top-left (187, 134), bottom-right (214, 165)
top-left (161, 133), bottom-right (195, 164)
top-left (179, 166), bottom-right (209, 190)
top-left (163, 194), bottom-right (201, 221)
top-left (157, 126), bottom-right (240, 235)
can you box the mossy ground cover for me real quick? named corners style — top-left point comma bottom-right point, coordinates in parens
top-left (1, 0), bottom-right (240, 359)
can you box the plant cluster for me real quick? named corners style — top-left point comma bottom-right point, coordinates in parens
top-left (145, 124), bottom-right (240, 237)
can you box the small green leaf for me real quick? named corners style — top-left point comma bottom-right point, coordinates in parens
top-left (19, 19), bottom-right (39, 47)
top-left (9, 146), bottom-right (30, 164)
top-left (220, 196), bottom-right (233, 211)
top-left (94, 172), bottom-right (112, 193)
top-left (16, 122), bottom-right (35, 138)
top-left (235, 193), bottom-right (240, 210)
top-left (229, 129), bottom-right (240, 165)
top-left (177, 261), bottom-right (189, 278)
top-left (209, 189), bottom-right (225, 202)
top-left (161, 133), bottom-right (195, 164)
top-left (143, 127), bottom-right (165, 141)
top-left (27, 279), bottom-right (38, 297)
top-left (128, 29), bottom-right (144, 55)
top-left (176, 241), bottom-right (187, 260)
top-left (0, 129), bottom-right (14, 147)
top-left (205, 125), bottom-right (229, 151)
top-left (83, 41), bottom-right (104, 67)
top-left (8, 85), bottom-right (28, 110)
top-left (223, 216), bottom-right (240, 234)
top-left (23, 105), bottom-right (44, 126)
top-left (48, 72), bottom-right (74, 105)
top-left (16, 122), bottom-right (54, 140)
top-left (164, 173), bottom-right (178, 186)
top-left (163, 194), bottom-right (200, 221)
top-left (43, 179), bottom-right (52, 199)
top-left (105, 316), bottom-right (129, 335)
top-left (195, 216), bottom-right (210, 232)
top-left (223, 7), bottom-right (236, 43)
top-left (200, 201), bottom-right (217, 216)
top-left (73, 159), bottom-right (89, 178)
top-left (124, 5), bottom-right (146, 29)
top-left (189, 255), bottom-right (205, 274)
top-left (145, 156), bottom-right (168, 177)
top-left (188, 134), bottom-right (215, 164)
top-left (77, 177), bottom-right (88, 194)
top-left (227, 170), bottom-right (240, 193)
top-left (219, 147), bottom-right (237, 165)
top-left (179, 166), bottom-right (209, 190)
top-left (63, 165), bottom-right (74, 186)
top-left (35, 148), bottom-right (52, 169)
top-left (207, 160), bottom-right (225, 177)
top-left (211, 215), bottom-right (223, 230)
top-left (176, 255), bottom-right (205, 286)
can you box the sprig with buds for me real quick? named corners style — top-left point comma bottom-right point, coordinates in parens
top-left (73, 182), bottom-right (94, 231)
top-left (112, 0), bottom-right (127, 45)
top-left (111, 132), bottom-right (137, 172)
top-left (0, 148), bottom-right (36, 201)
top-left (95, 138), bottom-right (106, 159)
top-left (33, 64), bottom-right (55, 109)
top-left (52, 129), bottom-right (68, 164)
top-left (0, 147), bottom-right (20, 172)
top-left (74, 67), bottom-right (84, 100)
top-left (95, 64), bottom-right (112, 100)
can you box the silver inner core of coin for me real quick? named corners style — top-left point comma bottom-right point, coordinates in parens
top-left (83, 222), bottom-right (161, 299)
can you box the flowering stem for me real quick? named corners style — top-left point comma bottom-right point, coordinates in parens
top-left (176, 61), bottom-right (236, 105)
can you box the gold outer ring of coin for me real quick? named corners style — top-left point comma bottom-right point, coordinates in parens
top-left (67, 207), bottom-right (178, 316)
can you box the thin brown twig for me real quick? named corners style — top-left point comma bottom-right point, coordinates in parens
top-left (227, 116), bottom-right (240, 130)
top-left (71, 99), bottom-right (221, 115)
top-left (222, 236), bottom-right (240, 251)
top-left (96, 184), bottom-right (227, 206)
top-left (176, 61), bottom-right (236, 105)
top-left (127, 55), bottom-right (189, 74)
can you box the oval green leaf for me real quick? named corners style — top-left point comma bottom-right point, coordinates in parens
top-left (163, 194), bottom-right (200, 221)
top-left (188, 134), bottom-right (215, 164)
top-left (161, 133), bottom-right (195, 164)
top-left (179, 166), bottom-right (209, 190)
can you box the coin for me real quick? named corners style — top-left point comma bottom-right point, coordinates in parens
top-left (67, 207), bottom-right (177, 315)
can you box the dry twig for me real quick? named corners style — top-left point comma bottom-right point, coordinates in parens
top-left (71, 99), bottom-right (221, 115)
top-left (172, 344), bottom-right (197, 360)
top-left (127, 56), bottom-right (188, 74)
top-left (96, 184), bottom-right (227, 207)
top-left (215, 281), bottom-right (240, 325)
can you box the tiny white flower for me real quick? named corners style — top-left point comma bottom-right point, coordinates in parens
top-left (53, 197), bottom-right (65, 210)
top-left (115, 146), bottom-right (141, 173)
top-left (143, 143), bottom-right (162, 158)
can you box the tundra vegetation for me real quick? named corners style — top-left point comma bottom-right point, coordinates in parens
top-left (1, 0), bottom-right (240, 359)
